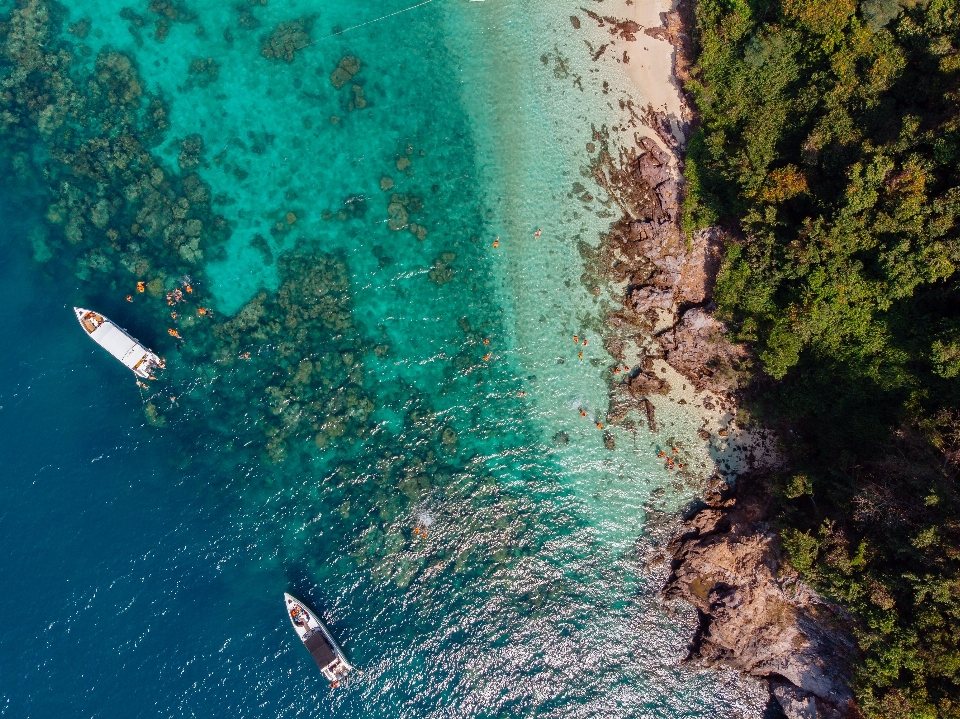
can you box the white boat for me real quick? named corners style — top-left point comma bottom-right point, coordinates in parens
top-left (284, 593), bottom-right (354, 684)
top-left (74, 307), bottom-right (163, 380)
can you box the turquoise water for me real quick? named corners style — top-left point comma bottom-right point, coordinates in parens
top-left (0, 0), bottom-right (766, 716)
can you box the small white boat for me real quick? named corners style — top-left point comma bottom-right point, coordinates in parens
top-left (284, 593), bottom-right (354, 685)
top-left (74, 307), bottom-right (164, 380)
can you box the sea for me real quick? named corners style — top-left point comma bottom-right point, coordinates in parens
top-left (0, 0), bottom-right (769, 716)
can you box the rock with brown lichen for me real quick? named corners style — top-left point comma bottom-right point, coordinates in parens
top-left (676, 227), bottom-right (723, 305)
top-left (627, 370), bottom-right (670, 397)
top-left (594, 133), bottom-right (751, 396)
top-left (594, 137), bottom-right (673, 223)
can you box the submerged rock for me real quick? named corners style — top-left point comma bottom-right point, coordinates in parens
top-left (235, 4), bottom-right (260, 29)
top-left (178, 133), bottom-right (204, 171)
top-left (186, 57), bottom-right (220, 88)
top-left (68, 18), bottom-right (91, 38)
top-left (147, 0), bottom-right (196, 24)
top-left (144, 402), bottom-right (167, 426)
top-left (428, 252), bottom-right (456, 285)
top-left (408, 222), bottom-right (428, 241)
top-left (350, 84), bottom-right (366, 110)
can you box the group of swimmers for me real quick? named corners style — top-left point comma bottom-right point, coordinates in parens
top-left (658, 447), bottom-right (685, 471)
top-left (124, 279), bottom-right (214, 343)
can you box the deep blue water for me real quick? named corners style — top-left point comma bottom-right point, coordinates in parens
top-left (0, 0), bottom-right (766, 716)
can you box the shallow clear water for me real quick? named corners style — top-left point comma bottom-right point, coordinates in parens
top-left (0, 0), bottom-right (766, 716)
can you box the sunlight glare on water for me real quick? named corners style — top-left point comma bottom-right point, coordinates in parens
top-left (0, 0), bottom-right (768, 716)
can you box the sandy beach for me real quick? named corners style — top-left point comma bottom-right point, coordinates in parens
top-left (621, 0), bottom-right (687, 140)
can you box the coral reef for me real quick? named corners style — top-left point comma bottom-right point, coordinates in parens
top-left (329, 55), bottom-right (359, 89)
top-left (260, 17), bottom-right (313, 63)
top-left (207, 247), bottom-right (374, 462)
top-left (235, 4), bottom-right (260, 30)
top-left (428, 252), bottom-right (456, 285)
top-left (0, 0), bottom-right (543, 605)
top-left (386, 192), bottom-right (423, 232)
top-left (146, 0), bottom-right (197, 42)
top-left (186, 57), bottom-right (220, 89)
top-left (178, 133), bottom-right (204, 171)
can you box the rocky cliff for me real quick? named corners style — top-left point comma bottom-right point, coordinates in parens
top-left (663, 474), bottom-right (857, 718)
top-left (591, 97), bottom-right (857, 719)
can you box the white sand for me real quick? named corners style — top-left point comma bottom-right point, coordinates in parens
top-left (620, 0), bottom-right (686, 136)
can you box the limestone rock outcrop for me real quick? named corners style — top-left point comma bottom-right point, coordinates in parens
top-left (661, 308), bottom-right (749, 394)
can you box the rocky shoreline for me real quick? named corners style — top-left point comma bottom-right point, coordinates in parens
top-left (586, 3), bottom-right (860, 716)
top-left (663, 474), bottom-right (857, 719)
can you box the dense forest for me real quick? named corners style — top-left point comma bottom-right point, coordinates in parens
top-left (682, 0), bottom-right (960, 715)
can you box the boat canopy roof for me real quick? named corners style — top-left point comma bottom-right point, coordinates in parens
top-left (304, 630), bottom-right (337, 670)
top-left (90, 322), bottom-right (148, 369)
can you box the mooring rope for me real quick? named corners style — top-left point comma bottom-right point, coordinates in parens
top-left (308, 0), bottom-right (438, 45)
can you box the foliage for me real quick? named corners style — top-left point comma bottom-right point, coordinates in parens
top-left (684, 0), bottom-right (960, 714)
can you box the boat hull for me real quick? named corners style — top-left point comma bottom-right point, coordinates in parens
top-left (74, 307), bottom-right (163, 379)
